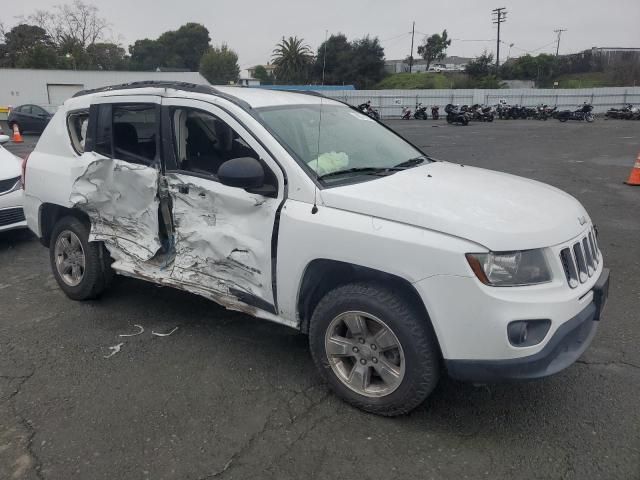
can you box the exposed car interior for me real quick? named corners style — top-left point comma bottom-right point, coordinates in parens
top-left (172, 108), bottom-right (258, 176)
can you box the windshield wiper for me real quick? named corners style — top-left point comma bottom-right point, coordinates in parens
top-left (393, 156), bottom-right (426, 169)
top-left (318, 167), bottom-right (395, 180)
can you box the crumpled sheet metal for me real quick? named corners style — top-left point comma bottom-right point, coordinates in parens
top-left (70, 157), bottom-right (161, 263)
top-left (166, 173), bottom-right (274, 302)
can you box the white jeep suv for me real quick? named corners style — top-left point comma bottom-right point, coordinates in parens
top-left (22, 82), bottom-right (609, 415)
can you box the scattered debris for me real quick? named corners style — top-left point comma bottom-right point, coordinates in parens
top-left (119, 324), bottom-right (144, 337)
top-left (104, 343), bottom-right (124, 359)
top-left (151, 327), bottom-right (179, 337)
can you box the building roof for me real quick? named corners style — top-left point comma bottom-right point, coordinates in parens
top-left (386, 56), bottom-right (472, 65)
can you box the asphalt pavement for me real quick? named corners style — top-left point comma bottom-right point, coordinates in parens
top-left (1, 119), bottom-right (639, 479)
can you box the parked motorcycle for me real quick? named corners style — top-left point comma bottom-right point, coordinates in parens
top-left (605, 104), bottom-right (639, 120)
top-left (357, 101), bottom-right (381, 120)
top-left (413, 103), bottom-right (428, 120)
top-left (557, 103), bottom-right (595, 123)
top-left (444, 104), bottom-right (469, 125)
top-left (470, 104), bottom-right (495, 122)
top-left (534, 104), bottom-right (557, 120)
top-left (401, 106), bottom-right (412, 120)
top-left (431, 105), bottom-right (440, 120)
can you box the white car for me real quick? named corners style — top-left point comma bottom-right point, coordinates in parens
top-left (22, 82), bottom-right (609, 415)
top-left (0, 134), bottom-right (26, 232)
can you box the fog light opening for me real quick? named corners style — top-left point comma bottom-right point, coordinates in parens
top-left (507, 320), bottom-right (551, 347)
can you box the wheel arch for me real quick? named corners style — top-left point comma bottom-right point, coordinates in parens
top-left (297, 259), bottom-right (438, 344)
top-left (38, 203), bottom-right (90, 247)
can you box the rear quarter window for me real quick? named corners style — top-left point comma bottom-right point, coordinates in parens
top-left (67, 111), bottom-right (89, 154)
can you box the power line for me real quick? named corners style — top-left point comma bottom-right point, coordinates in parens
top-left (492, 7), bottom-right (507, 68)
top-left (554, 28), bottom-right (567, 56)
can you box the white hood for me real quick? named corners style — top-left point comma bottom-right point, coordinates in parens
top-left (320, 161), bottom-right (589, 251)
top-left (0, 146), bottom-right (21, 180)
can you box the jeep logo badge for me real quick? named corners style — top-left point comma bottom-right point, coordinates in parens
top-left (578, 216), bottom-right (587, 226)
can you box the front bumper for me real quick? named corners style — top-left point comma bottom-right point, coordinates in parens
top-left (446, 268), bottom-right (610, 382)
top-left (0, 189), bottom-right (27, 232)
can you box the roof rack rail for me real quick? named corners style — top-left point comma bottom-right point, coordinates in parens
top-left (72, 81), bottom-right (252, 111)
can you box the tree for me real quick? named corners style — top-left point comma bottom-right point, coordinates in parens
top-left (465, 51), bottom-right (494, 78)
top-left (252, 65), bottom-right (273, 84)
top-left (2, 24), bottom-right (58, 68)
top-left (28, 0), bottom-right (108, 49)
top-left (311, 33), bottom-right (386, 88)
top-left (157, 23), bottom-right (210, 71)
top-left (129, 23), bottom-right (211, 71)
top-left (199, 44), bottom-right (240, 85)
top-left (272, 36), bottom-right (313, 84)
top-left (349, 36), bottom-right (386, 89)
top-left (312, 33), bottom-right (352, 84)
top-left (129, 38), bottom-right (165, 70)
top-left (86, 42), bottom-right (128, 70)
top-left (417, 30), bottom-right (451, 70)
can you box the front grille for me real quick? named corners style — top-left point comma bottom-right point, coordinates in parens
top-left (560, 227), bottom-right (600, 288)
top-left (0, 176), bottom-right (20, 194)
top-left (0, 207), bottom-right (25, 227)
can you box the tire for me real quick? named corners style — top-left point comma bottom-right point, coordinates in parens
top-left (309, 282), bottom-right (440, 416)
top-left (49, 215), bottom-right (113, 300)
top-left (586, 113), bottom-right (595, 123)
top-left (559, 117), bottom-right (568, 122)
top-left (461, 117), bottom-right (469, 126)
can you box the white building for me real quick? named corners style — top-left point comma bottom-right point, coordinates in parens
top-left (0, 69), bottom-right (210, 108)
top-left (385, 56), bottom-right (471, 74)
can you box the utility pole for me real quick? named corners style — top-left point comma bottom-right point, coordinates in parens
top-left (554, 28), bottom-right (567, 56)
top-left (492, 7), bottom-right (507, 68)
top-left (321, 30), bottom-right (328, 85)
top-left (409, 21), bottom-right (415, 73)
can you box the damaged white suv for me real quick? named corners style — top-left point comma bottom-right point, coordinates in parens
top-left (23, 82), bottom-right (609, 416)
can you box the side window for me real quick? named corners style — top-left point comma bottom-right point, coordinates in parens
top-left (67, 111), bottom-right (89, 154)
top-left (21, 106), bottom-right (32, 114)
top-left (113, 105), bottom-right (158, 166)
top-left (32, 106), bottom-right (46, 116)
top-left (170, 108), bottom-right (258, 177)
top-left (91, 103), bottom-right (158, 166)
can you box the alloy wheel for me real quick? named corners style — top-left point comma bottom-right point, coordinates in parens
top-left (54, 230), bottom-right (86, 287)
top-left (324, 311), bottom-right (405, 397)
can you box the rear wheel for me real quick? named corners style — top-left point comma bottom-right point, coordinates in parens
top-left (309, 282), bottom-right (440, 416)
top-left (49, 216), bottom-right (113, 300)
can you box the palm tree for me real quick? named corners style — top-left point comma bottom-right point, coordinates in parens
top-left (271, 36), bottom-right (313, 84)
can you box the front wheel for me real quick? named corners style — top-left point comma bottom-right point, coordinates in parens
top-left (49, 216), bottom-right (113, 300)
top-left (309, 282), bottom-right (440, 416)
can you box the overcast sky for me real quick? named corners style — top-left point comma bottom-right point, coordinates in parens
top-left (3, 0), bottom-right (639, 72)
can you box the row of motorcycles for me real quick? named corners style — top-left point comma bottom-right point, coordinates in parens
top-left (496, 103), bottom-right (595, 122)
top-left (357, 100), bottom-right (600, 124)
top-left (605, 104), bottom-right (640, 120)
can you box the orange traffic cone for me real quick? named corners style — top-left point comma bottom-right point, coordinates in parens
top-left (625, 152), bottom-right (640, 186)
top-left (11, 123), bottom-right (23, 143)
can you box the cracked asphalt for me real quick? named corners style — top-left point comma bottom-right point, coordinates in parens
top-left (1, 119), bottom-right (639, 479)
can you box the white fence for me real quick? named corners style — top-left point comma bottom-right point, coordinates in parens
top-left (321, 87), bottom-right (640, 118)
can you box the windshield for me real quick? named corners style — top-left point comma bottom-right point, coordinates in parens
top-left (255, 105), bottom-right (427, 183)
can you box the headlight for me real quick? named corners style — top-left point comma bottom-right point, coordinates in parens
top-left (465, 250), bottom-right (552, 286)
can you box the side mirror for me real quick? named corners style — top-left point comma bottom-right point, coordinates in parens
top-left (0, 135), bottom-right (10, 145)
top-left (218, 157), bottom-right (265, 190)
